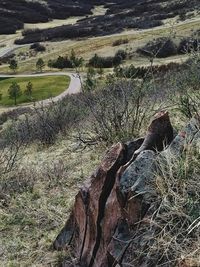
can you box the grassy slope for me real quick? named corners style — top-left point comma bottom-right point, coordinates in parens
top-left (0, 75), bottom-right (70, 106)
top-left (0, 4), bottom-right (199, 266)
top-left (0, 138), bottom-right (104, 267)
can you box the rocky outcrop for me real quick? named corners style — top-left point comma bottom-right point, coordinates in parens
top-left (53, 112), bottom-right (200, 267)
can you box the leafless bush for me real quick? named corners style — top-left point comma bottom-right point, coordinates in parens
top-left (0, 168), bottom-right (36, 207)
top-left (41, 159), bottom-right (69, 189)
top-left (1, 96), bottom-right (88, 146)
top-left (169, 49), bottom-right (200, 118)
top-left (79, 79), bottom-right (159, 144)
top-left (0, 146), bottom-right (20, 174)
top-left (112, 38), bottom-right (129, 46)
top-left (0, 122), bottom-right (25, 176)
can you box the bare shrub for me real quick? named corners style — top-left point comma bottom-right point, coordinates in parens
top-left (80, 79), bottom-right (159, 144)
top-left (112, 38), bottom-right (129, 46)
top-left (170, 49), bottom-right (200, 118)
top-left (0, 143), bottom-right (22, 175)
top-left (2, 96), bottom-right (88, 146)
top-left (41, 159), bottom-right (69, 189)
top-left (137, 37), bottom-right (177, 58)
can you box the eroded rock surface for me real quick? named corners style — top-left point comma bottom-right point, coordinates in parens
top-left (53, 113), bottom-right (200, 267)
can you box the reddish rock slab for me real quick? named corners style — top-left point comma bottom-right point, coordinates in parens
top-left (54, 142), bottom-right (126, 266)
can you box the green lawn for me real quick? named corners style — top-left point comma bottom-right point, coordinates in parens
top-left (0, 75), bottom-right (70, 106)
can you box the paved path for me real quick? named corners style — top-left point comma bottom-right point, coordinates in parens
top-left (0, 72), bottom-right (82, 107)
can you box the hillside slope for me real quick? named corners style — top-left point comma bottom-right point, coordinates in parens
top-left (0, 0), bottom-right (94, 34)
top-left (15, 0), bottom-right (200, 44)
top-left (1, 0), bottom-right (200, 37)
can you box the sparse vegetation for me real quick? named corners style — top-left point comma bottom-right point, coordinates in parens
top-left (48, 50), bottom-right (84, 69)
top-left (30, 42), bottom-right (46, 52)
top-left (137, 37), bottom-right (178, 58)
top-left (112, 38), bottom-right (129, 46)
top-left (1, 53), bottom-right (200, 264)
top-left (14, 0), bottom-right (200, 44)
top-left (88, 49), bottom-right (127, 68)
top-left (126, 145), bottom-right (200, 266)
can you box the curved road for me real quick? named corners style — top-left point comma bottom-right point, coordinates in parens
top-left (0, 45), bottom-right (82, 107)
top-left (0, 72), bottom-right (82, 107)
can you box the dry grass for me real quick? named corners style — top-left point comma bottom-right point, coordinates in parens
top-left (0, 136), bottom-right (104, 266)
top-left (153, 146), bottom-right (200, 265)
top-left (127, 144), bottom-right (200, 266)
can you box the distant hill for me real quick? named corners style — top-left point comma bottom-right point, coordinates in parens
top-left (1, 0), bottom-right (200, 37)
top-left (0, 0), bottom-right (95, 34)
top-left (13, 0), bottom-right (200, 44)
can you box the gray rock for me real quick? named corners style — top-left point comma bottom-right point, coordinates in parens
top-left (120, 150), bottom-right (156, 200)
top-left (160, 117), bottom-right (200, 159)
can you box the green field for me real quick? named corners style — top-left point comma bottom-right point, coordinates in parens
top-left (0, 75), bottom-right (70, 106)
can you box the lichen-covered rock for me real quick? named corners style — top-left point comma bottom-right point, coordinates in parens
top-left (120, 150), bottom-right (156, 202)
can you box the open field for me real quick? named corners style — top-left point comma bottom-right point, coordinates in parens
top-left (0, 75), bottom-right (70, 106)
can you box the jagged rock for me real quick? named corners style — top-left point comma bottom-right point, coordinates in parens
top-left (134, 110), bottom-right (174, 156)
top-left (125, 138), bottom-right (144, 162)
top-left (117, 110), bottom-right (174, 181)
top-left (54, 112), bottom-right (200, 267)
top-left (54, 142), bottom-right (126, 266)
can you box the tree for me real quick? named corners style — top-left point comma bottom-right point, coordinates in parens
top-left (9, 59), bottom-right (18, 73)
top-left (36, 58), bottom-right (45, 72)
top-left (8, 82), bottom-right (22, 105)
top-left (24, 81), bottom-right (33, 99)
top-left (84, 67), bottom-right (97, 91)
top-left (70, 49), bottom-right (76, 65)
top-left (48, 59), bottom-right (53, 69)
top-left (70, 49), bottom-right (84, 68)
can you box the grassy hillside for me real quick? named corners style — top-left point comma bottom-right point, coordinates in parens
top-left (0, 52), bottom-right (199, 265)
top-left (0, 2), bottom-right (199, 265)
